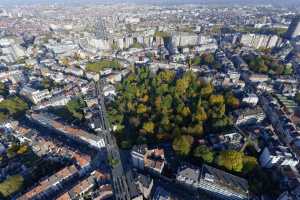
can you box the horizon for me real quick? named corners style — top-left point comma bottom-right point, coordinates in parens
top-left (1, 0), bottom-right (300, 7)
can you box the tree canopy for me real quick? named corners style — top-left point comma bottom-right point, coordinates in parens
top-left (0, 96), bottom-right (29, 122)
top-left (295, 93), bottom-right (300, 105)
top-left (193, 145), bottom-right (214, 163)
top-left (192, 53), bottom-right (216, 67)
top-left (243, 54), bottom-right (292, 75)
top-left (107, 68), bottom-right (237, 152)
top-left (217, 150), bottom-right (244, 172)
top-left (217, 150), bottom-right (258, 173)
top-left (0, 82), bottom-right (7, 96)
top-left (0, 175), bottom-right (23, 198)
top-left (66, 98), bottom-right (86, 121)
top-left (172, 135), bottom-right (193, 156)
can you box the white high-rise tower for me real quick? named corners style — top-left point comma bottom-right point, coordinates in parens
top-left (286, 15), bottom-right (300, 39)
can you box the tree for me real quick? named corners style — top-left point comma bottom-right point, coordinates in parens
top-left (191, 124), bottom-right (204, 136)
top-left (193, 145), bottom-right (214, 163)
top-left (159, 70), bottom-right (175, 82)
top-left (175, 78), bottom-right (189, 95)
top-left (243, 156), bottom-right (258, 173)
top-left (120, 140), bottom-right (132, 149)
top-left (110, 69), bottom-right (239, 148)
top-left (201, 53), bottom-right (214, 65)
top-left (0, 82), bottom-right (7, 96)
top-left (66, 98), bottom-right (86, 121)
top-left (137, 104), bottom-right (147, 114)
top-left (226, 94), bottom-right (240, 108)
top-left (193, 56), bottom-right (201, 66)
top-left (107, 156), bottom-right (119, 168)
top-left (161, 115), bottom-right (170, 126)
top-left (211, 116), bottom-right (231, 130)
top-left (172, 135), bottom-right (193, 156)
top-left (209, 95), bottom-right (224, 105)
top-left (258, 64), bottom-right (268, 73)
top-left (161, 95), bottom-right (173, 111)
top-left (140, 95), bottom-right (149, 103)
top-left (201, 83), bottom-right (213, 96)
top-left (217, 150), bottom-right (244, 172)
top-left (295, 93), bottom-right (300, 105)
top-left (61, 57), bottom-right (70, 66)
top-left (283, 64), bottom-right (293, 75)
top-left (111, 42), bottom-right (119, 50)
top-left (17, 144), bottom-right (29, 154)
top-left (142, 121), bottom-right (155, 134)
top-left (181, 106), bottom-right (191, 117)
top-left (155, 96), bottom-right (162, 110)
top-left (0, 96), bottom-right (29, 120)
top-left (0, 175), bottom-right (23, 197)
top-left (194, 106), bottom-right (207, 122)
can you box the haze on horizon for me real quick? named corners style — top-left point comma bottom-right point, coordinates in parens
top-left (1, 0), bottom-right (300, 7)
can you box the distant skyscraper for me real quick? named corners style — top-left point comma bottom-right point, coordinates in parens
top-left (286, 15), bottom-right (300, 39)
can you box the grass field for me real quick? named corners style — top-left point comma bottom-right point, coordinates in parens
top-left (86, 59), bottom-right (121, 72)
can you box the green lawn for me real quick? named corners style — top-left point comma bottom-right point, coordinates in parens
top-left (86, 59), bottom-right (121, 72)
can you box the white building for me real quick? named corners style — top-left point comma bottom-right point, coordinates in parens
top-left (235, 107), bottom-right (265, 125)
top-left (240, 34), bottom-right (281, 49)
top-left (64, 67), bottom-right (84, 77)
top-left (242, 94), bottom-right (259, 106)
top-left (34, 96), bottom-right (71, 110)
top-left (131, 145), bottom-right (165, 174)
top-left (259, 146), bottom-right (299, 168)
top-left (20, 86), bottom-right (51, 104)
top-left (125, 17), bottom-right (140, 24)
top-left (249, 74), bottom-right (269, 83)
top-left (176, 164), bottom-right (249, 200)
top-left (103, 85), bottom-right (116, 97)
top-left (286, 16), bottom-right (300, 39)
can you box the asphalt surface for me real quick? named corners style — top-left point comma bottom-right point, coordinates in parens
top-left (94, 80), bottom-right (131, 200)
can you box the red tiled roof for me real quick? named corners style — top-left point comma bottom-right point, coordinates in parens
top-left (17, 165), bottom-right (78, 200)
top-left (56, 192), bottom-right (71, 200)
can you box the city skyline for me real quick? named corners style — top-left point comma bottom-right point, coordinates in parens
top-left (0, 2), bottom-right (300, 200)
top-left (1, 0), bottom-right (300, 7)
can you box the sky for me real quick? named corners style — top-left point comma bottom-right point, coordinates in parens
top-left (1, 0), bottom-right (300, 7)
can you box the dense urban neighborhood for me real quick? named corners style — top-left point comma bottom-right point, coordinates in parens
top-left (0, 1), bottom-right (300, 200)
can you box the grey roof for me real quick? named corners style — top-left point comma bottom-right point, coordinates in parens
top-left (137, 174), bottom-right (153, 188)
top-left (177, 166), bottom-right (200, 183)
top-left (126, 171), bottom-right (141, 199)
top-left (132, 144), bottom-right (148, 155)
top-left (201, 164), bottom-right (249, 193)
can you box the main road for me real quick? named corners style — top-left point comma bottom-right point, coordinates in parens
top-left (94, 80), bottom-right (131, 200)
